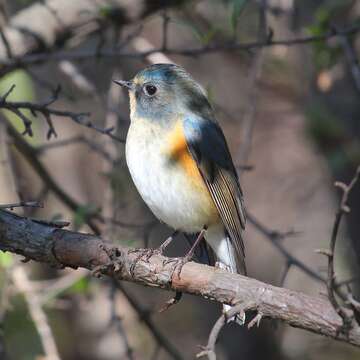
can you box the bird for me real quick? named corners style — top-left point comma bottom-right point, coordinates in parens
top-left (114, 63), bottom-right (246, 321)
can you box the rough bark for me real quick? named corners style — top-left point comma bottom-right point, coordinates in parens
top-left (0, 209), bottom-right (360, 348)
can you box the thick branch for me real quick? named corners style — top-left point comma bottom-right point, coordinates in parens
top-left (0, 209), bottom-right (360, 348)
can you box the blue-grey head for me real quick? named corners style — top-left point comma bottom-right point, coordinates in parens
top-left (114, 64), bottom-right (213, 124)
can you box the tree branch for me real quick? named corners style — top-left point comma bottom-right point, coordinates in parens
top-left (1, 209), bottom-right (360, 349)
top-left (0, 0), bottom-right (187, 62)
top-left (1, 22), bottom-right (359, 75)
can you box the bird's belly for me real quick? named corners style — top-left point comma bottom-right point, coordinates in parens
top-left (126, 125), bottom-right (218, 232)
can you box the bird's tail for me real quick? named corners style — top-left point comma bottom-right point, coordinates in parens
top-left (205, 224), bottom-right (246, 325)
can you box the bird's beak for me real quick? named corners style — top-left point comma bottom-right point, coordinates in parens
top-left (113, 79), bottom-right (134, 91)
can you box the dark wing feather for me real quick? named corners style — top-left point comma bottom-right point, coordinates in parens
top-left (183, 116), bottom-right (246, 274)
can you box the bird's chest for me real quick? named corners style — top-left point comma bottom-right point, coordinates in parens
top-left (125, 120), bottom-right (218, 232)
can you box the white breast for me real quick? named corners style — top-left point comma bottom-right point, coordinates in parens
top-left (126, 120), bottom-right (218, 233)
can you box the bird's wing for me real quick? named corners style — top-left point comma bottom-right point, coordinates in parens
top-left (183, 116), bottom-right (246, 273)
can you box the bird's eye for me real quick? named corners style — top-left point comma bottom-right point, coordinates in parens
top-left (144, 84), bottom-right (157, 96)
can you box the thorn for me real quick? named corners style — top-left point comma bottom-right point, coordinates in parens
top-left (159, 291), bottom-right (182, 313)
top-left (342, 205), bottom-right (351, 213)
top-left (335, 181), bottom-right (347, 191)
top-left (315, 248), bottom-right (333, 257)
top-left (248, 311), bottom-right (263, 329)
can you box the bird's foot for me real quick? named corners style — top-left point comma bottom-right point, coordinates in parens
top-left (168, 252), bottom-right (195, 280)
top-left (129, 248), bottom-right (157, 275)
top-left (129, 232), bottom-right (178, 275)
top-left (173, 227), bottom-right (207, 279)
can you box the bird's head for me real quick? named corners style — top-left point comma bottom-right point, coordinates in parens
top-left (114, 63), bottom-right (213, 125)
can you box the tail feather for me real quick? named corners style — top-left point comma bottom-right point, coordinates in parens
top-left (205, 225), bottom-right (246, 325)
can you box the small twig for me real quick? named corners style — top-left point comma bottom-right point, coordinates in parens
top-left (32, 218), bottom-right (70, 229)
top-left (12, 266), bottom-right (61, 360)
top-left (40, 269), bottom-right (89, 304)
top-left (279, 260), bottom-right (292, 286)
top-left (2, 24), bottom-right (360, 73)
top-left (335, 25), bottom-right (360, 95)
top-left (159, 291), bottom-right (182, 313)
top-left (0, 28), bottom-right (11, 59)
top-left (0, 262), bottom-right (11, 360)
top-left (109, 281), bottom-right (134, 360)
top-left (238, 0), bottom-right (267, 164)
top-left (161, 10), bottom-right (170, 51)
top-left (197, 302), bottom-right (255, 360)
top-left (0, 85), bottom-right (124, 143)
top-left (325, 166), bottom-right (360, 325)
top-left (248, 212), bottom-right (325, 283)
top-left (116, 282), bottom-right (183, 360)
top-left (36, 135), bottom-right (114, 164)
top-left (0, 201), bottom-right (43, 210)
top-left (5, 121), bottom-right (100, 234)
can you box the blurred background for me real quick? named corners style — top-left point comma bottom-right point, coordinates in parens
top-left (0, 0), bottom-right (360, 359)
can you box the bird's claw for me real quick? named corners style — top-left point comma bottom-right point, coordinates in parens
top-left (167, 253), bottom-right (194, 280)
top-left (129, 248), bottom-right (154, 275)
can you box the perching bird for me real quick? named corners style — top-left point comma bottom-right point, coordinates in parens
top-left (114, 63), bottom-right (246, 320)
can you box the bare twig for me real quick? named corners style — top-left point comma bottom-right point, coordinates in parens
top-left (40, 268), bottom-right (89, 305)
top-left (0, 200), bottom-right (43, 210)
top-left (336, 26), bottom-right (360, 94)
top-left (0, 28), bottom-right (11, 59)
top-left (161, 10), bottom-right (170, 51)
top-left (12, 266), bottom-right (61, 360)
top-left (2, 23), bottom-right (359, 75)
top-left (116, 282), bottom-right (183, 360)
top-left (109, 281), bottom-right (134, 360)
top-left (326, 166), bottom-right (360, 324)
top-left (238, 0), bottom-right (267, 165)
top-left (197, 302), bottom-right (254, 360)
top-left (247, 212), bottom-right (325, 283)
top-left (0, 85), bottom-right (124, 142)
top-left (36, 135), bottom-right (114, 164)
top-left (0, 262), bottom-right (10, 360)
top-left (5, 121), bottom-right (100, 234)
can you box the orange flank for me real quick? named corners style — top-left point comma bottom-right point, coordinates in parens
top-left (166, 120), bottom-right (219, 223)
top-left (167, 121), bottom-right (203, 182)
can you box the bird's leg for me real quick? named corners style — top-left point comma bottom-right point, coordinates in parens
top-left (173, 226), bottom-right (207, 278)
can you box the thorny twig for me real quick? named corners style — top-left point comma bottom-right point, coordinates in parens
top-left (36, 135), bottom-right (115, 164)
top-left (116, 282), bottom-right (183, 360)
top-left (334, 25), bottom-right (360, 95)
top-left (5, 119), bottom-right (155, 235)
top-left (248, 212), bottom-right (325, 283)
top-left (238, 0), bottom-right (267, 165)
top-left (197, 302), bottom-right (256, 360)
top-left (109, 281), bottom-right (134, 360)
top-left (321, 166), bottom-right (360, 326)
top-left (1, 23), bottom-right (360, 73)
top-left (0, 85), bottom-right (124, 142)
top-left (4, 121), bottom-right (101, 233)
